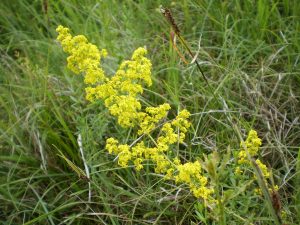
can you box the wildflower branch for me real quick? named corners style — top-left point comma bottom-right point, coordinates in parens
top-left (234, 127), bottom-right (282, 225)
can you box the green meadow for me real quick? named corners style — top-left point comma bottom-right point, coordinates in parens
top-left (0, 0), bottom-right (299, 224)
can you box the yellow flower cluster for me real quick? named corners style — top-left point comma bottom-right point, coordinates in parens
top-left (56, 26), bottom-right (152, 128)
top-left (137, 103), bottom-right (171, 135)
top-left (157, 109), bottom-right (191, 148)
top-left (56, 26), bottom-right (213, 200)
top-left (237, 130), bottom-right (261, 165)
top-left (175, 161), bottom-right (214, 199)
top-left (106, 131), bottom-right (213, 200)
top-left (56, 25), bottom-right (107, 84)
top-left (236, 130), bottom-right (270, 178)
top-left (255, 159), bottom-right (270, 178)
top-left (105, 109), bottom-right (192, 173)
top-left (94, 47), bottom-right (152, 127)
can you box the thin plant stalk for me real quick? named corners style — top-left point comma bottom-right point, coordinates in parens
top-left (215, 175), bottom-right (226, 225)
top-left (161, 6), bottom-right (282, 225)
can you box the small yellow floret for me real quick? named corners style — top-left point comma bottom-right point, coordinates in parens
top-left (118, 145), bottom-right (131, 167)
top-left (235, 166), bottom-right (242, 175)
top-left (240, 130), bottom-right (262, 156)
top-left (236, 130), bottom-right (271, 180)
top-left (255, 159), bottom-right (270, 178)
top-left (138, 103), bottom-right (171, 135)
top-left (105, 138), bottom-right (119, 154)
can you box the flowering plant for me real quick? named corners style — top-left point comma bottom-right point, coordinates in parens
top-left (56, 25), bottom-right (282, 224)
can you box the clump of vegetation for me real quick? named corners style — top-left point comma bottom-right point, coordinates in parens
top-left (56, 25), bottom-right (284, 224)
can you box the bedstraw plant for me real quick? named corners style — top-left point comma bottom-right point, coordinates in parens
top-left (56, 25), bottom-right (285, 224)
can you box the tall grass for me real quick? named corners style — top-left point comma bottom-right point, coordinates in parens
top-left (0, 0), bottom-right (299, 224)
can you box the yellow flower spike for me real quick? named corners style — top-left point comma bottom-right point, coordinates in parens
top-left (102, 47), bottom-right (152, 128)
top-left (241, 129), bottom-right (262, 156)
top-left (255, 159), bottom-right (270, 178)
top-left (237, 130), bottom-right (262, 165)
top-left (117, 145), bottom-right (131, 167)
top-left (237, 150), bottom-right (247, 164)
top-left (236, 130), bottom-right (271, 181)
top-left (105, 138), bottom-right (119, 154)
top-left (56, 24), bottom-right (109, 114)
top-left (133, 158), bottom-right (143, 171)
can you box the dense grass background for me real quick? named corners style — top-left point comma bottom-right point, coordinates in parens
top-left (0, 0), bottom-right (299, 224)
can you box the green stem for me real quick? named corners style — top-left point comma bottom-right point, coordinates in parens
top-left (176, 35), bottom-right (211, 89)
top-left (215, 176), bottom-right (226, 225)
top-left (175, 33), bottom-right (222, 107)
